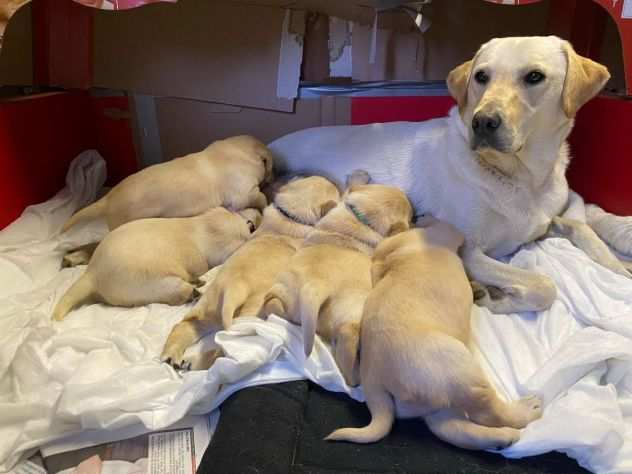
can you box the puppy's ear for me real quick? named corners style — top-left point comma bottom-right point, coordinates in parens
top-left (386, 221), bottom-right (409, 237)
top-left (447, 59), bottom-right (472, 115)
top-left (346, 169), bottom-right (371, 187)
top-left (320, 200), bottom-right (338, 217)
top-left (561, 40), bottom-right (610, 118)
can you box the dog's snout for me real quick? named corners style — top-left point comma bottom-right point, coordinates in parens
top-left (472, 112), bottom-right (502, 135)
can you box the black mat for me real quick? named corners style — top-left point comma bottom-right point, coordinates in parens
top-left (199, 381), bottom-right (589, 474)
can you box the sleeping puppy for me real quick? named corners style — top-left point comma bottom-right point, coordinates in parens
top-left (160, 176), bottom-right (341, 371)
top-left (262, 184), bottom-right (412, 386)
top-left (61, 135), bottom-right (273, 233)
top-left (327, 221), bottom-right (542, 449)
top-left (51, 207), bottom-right (261, 321)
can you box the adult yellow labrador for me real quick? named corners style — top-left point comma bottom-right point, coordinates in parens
top-left (269, 36), bottom-right (630, 314)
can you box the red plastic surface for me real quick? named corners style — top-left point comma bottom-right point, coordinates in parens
top-left (90, 96), bottom-right (138, 184)
top-left (0, 92), bottom-right (137, 229)
top-left (351, 96), bottom-right (456, 125)
top-left (351, 95), bottom-right (632, 216)
top-left (568, 96), bottom-right (632, 215)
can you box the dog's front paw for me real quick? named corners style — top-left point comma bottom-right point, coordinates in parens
top-left (517, 394), bottom-right (543, 424)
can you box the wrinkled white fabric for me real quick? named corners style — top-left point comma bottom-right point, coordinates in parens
top-left (2, 153), bottom-right (632, 474)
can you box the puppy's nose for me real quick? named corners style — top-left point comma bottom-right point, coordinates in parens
top-left (472, 112), bottom-right (502, 136)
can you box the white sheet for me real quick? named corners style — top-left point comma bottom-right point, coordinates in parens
top-left (2, 152), bottom-right (632, 474)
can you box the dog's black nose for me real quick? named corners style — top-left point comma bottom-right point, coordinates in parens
top-left (472, 112), bottom-right (502, 135)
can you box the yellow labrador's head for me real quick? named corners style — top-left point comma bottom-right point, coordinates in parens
top-left (447, 36), bottom-right (610, 156)
top-left (274, 175), bottom-right (340, 225)
top-left (223, 135), bottom-right (275, 184)
top-left (343, 184), bottom-right (413, 237)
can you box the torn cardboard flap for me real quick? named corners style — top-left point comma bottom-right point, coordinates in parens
top-left (277, 9), bottom-right (305, 99)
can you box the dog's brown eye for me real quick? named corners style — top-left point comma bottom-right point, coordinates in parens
top-left (524, 70), bottom-right (545, 85)
top-left (474, 70), bottom-right (489, 85)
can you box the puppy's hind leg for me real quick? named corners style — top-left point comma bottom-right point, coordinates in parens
top-left (161, 288), bottom-right (221, 369)
top-left (220, 281), bottom-right (249, 329)
top-left (428, 333), bottom-right (542, 430)
top-left (334, 322), bottom-right (361, 387)
top-left (261, 283), bottom-right (290, 318)
top-left (457, 363), bottom-right (542, 429)
top-left (155, 277), bottom-right (198, 306)
top-left (425, 409), bottom-right (520, 451)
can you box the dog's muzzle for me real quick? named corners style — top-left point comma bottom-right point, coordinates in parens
top-left (471, 111), bottom-right (505, 150)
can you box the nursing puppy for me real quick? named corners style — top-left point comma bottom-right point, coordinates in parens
top-left (327, 223), bottom-right (542, 449)
top-left (263, 184), bottom-right (412, 386)
top-left (61, 135), bottom-right (273, 233)
top-left (160, 176), bottom-right (341, 371)
top-left (52, 207), bottom-right (261, 321)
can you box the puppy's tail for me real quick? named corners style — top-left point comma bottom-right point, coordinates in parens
top-left (220, 281), bottom-right (248, 329)
top-left (325, 384), bottom-right (394, 444)
top-left (261, 283), bottom-right (288, 318)
top-left (61, 196), bottom-right (107, 233)
top-left (299, 282), bottom-right (328, 357)
top-left (52, 274), bottom-right (97, 321)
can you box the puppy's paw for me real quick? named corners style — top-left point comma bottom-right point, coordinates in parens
top-left (62, 249), bottom-right (91, 268)
top-left (161, 346), bottom-right (185, 370)
top-left (470, 281), bottom-right (488, 301)
top-left (491, 427), bottom-right (521, 451)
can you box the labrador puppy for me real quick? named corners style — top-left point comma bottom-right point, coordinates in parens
top-left (61, 135), bottom-right (273, 233)
top-left (160, 176), bottom-right (341, 370)
top-left (327, 222), bottom-right (542, 449)
top-left (268, 36), bottom-right (626, 314)
top-left (51, 207), bottom-right (261, 321)
top-left (262, 184), bottom-right (412, 386)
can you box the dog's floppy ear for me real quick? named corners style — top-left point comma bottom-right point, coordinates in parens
top-left (561, 40), bottom-right (610, 118)
top-left (447, 59), bottom-right (472, 115)
top-left (386, 221), bottom-right (409, 237)
top-left (345, 169), bottom-right (371, 187)
top-left (320, 200), bottom-right (338, 217)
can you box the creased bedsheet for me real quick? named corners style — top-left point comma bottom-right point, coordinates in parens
top-left (2, 152), bottom-right (632, 474)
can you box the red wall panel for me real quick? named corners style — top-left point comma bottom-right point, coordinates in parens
top-left (0, 91), bottom-right (137, 229)
top-left (567, 96), bottom-right (632, 215)
top-left (0, 92), bottom-right (96, 229)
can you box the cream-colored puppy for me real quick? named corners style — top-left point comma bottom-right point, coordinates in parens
top-left (52, 207), bottom-right (261, 321)
top-left (160, 176), bottom-right (341, 370)
top-left (61, 135), bottom-right (273, 233)
top-left (327, 222), bottom-right (542, 449)
top-left (263, 184), bottom-right (412, 386)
